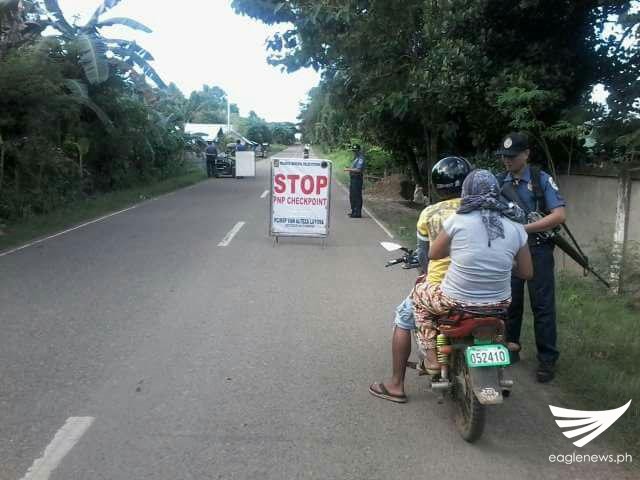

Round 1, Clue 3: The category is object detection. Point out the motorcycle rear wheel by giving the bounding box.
[453,350,486,442]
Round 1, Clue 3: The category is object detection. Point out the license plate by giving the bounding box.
[466,345,510,367]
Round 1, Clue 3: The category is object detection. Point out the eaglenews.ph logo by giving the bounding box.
[549,400,632,447]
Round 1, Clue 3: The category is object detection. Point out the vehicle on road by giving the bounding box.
[212,152,235,178]
[382,241,516,442]
[256,143,269,158]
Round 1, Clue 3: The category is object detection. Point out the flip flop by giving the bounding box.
[368,382,407,403]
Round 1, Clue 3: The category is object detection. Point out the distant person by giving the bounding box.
[205,140,218,178]
[235,140,246,152]
[344,144,365,218]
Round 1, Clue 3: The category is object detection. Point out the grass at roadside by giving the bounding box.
[268,144,288,157]
[522,275,640,454]
[0,169,206,252]
[321,148,352,185]
[365,198,640,457]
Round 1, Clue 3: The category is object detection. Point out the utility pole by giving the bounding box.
[227,97,231,134]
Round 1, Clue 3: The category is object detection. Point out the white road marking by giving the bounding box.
[363,205,395,239]
[0,206,138,258]
[218,222,246,246]
[337,183,394,239]
[0,182,205,258]
[20,417,94,480]
[260,190,269,198]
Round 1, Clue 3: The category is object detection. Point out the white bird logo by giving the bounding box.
[549,400,632,447]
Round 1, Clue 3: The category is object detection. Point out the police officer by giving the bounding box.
[496,132,566,383]
[205,140,218,178]
[344,144,365,218]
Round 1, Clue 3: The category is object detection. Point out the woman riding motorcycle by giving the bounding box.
[412,169,533,373]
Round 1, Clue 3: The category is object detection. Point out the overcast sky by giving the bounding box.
[56,0,321,123]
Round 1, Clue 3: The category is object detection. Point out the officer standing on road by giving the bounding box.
[344,144,365,218]
[205,140,218,178]
[496,132,566,383]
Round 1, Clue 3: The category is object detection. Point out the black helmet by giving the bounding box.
[431,156,472,199]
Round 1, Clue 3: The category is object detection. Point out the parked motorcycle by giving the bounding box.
[381,241,515,442]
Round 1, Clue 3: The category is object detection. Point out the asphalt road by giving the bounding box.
[0,145,634,479]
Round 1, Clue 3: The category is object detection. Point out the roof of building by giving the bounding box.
[184,123,257,145]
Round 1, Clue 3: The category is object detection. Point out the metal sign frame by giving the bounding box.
[268,157,333,240]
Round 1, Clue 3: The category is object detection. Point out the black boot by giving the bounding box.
[536,361,555,383]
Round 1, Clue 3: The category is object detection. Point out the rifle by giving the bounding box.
[501,182,610,288]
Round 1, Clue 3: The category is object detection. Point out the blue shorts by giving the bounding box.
[394,296,416,330]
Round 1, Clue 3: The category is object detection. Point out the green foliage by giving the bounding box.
[237,0,639,194]
[43,0,165,88]
[186,85,228,123]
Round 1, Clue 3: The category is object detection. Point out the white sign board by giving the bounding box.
[235,151,255,177]
[270,158,332,238]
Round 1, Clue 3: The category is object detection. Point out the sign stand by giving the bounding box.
[269,157,332,243]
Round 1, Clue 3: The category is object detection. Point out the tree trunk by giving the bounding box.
[423,126,439,203]
[406,149,422,187]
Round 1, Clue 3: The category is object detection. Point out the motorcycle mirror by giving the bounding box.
[380,241,403,252]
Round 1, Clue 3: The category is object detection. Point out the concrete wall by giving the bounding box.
[556,172,639,275]
[627,178,640,248]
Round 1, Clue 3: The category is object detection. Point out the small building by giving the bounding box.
[184,123,256,147]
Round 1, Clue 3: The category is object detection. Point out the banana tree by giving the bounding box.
[42,0,165,88]
[64,79,114,131]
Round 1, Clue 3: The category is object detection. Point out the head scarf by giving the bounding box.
[457,169,525,246]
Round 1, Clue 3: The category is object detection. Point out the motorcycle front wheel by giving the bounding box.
[453,350,486,442]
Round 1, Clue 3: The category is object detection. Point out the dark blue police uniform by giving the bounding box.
[349,153,365,217]
[499,165,565,365]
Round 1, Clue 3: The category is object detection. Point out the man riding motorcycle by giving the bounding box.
[369,156,471,403]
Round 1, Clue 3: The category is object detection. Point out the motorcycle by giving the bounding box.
[381,241,516,442]
[212,153,235,178]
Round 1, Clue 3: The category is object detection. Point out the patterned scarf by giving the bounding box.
[457,169,525,246]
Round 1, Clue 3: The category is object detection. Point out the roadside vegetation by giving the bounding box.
[235,1,639,194]
[0,0,298,250]
[0,169,205,252]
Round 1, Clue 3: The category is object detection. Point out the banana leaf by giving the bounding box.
[104,38,155,61]
[113,47,166,89]
[64,79,113,130]
[43,0,74,35]
[64,79,88,98]
[69,95,114,131]
[86,0,124,26]
[95,17,152,33]
[75,34,109,84]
